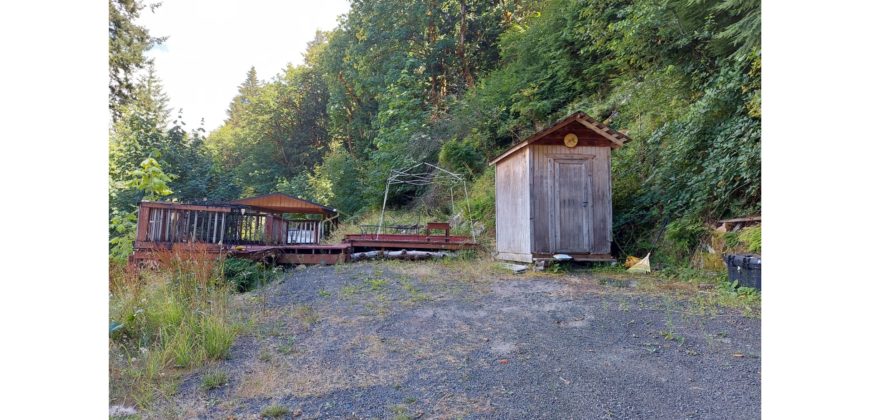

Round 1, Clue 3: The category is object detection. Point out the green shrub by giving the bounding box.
[738,226,761,254]
[461,166,495,233]
[660,218,708,266]
[439,135,486,176]
[222,258,267,292]
[722,231,740,249]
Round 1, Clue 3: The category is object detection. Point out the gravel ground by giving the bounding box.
[160,261,760,419]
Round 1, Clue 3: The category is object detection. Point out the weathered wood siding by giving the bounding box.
[495,148,531,256]
[530,144,612,254]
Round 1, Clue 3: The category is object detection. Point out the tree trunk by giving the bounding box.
[458,0,474,88]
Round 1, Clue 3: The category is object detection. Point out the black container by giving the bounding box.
[723,254,762,291]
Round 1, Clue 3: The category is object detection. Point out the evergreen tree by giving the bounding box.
[226,66,260,127]
[109,0,165,121]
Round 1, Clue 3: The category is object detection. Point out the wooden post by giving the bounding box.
[155,209,163,241]
[192,212,198,242]
[164,209,171,242]
[136,205,150,242]
[212,212,219,243]
[264,214,271,243]
[219,213,226,244]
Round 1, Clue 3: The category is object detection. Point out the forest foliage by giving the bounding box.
[109,0,760,261]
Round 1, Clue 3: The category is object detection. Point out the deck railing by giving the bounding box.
[144,206,230,244]
[287,220,321,244]
[136,202,324,247]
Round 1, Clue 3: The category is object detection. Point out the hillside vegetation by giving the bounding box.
[109,0,760,263]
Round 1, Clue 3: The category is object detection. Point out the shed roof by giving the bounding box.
[230,193,337,215]
[489,111,631,165]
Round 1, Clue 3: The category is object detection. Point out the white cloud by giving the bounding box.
[139,0,350,132]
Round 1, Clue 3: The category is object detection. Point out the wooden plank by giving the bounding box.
[277,253,345,265]
[345,239,475,251]
[531,252,614,262]
[575,115,625,147]
[718,216,762,223]
[547,155,555,253]
[494,149,530,255]
[527,147,535,252]
[554,160,563,250]
[135,205,150,242]
[139,201,233,213]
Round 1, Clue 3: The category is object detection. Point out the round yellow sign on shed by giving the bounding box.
[563,133,578,148]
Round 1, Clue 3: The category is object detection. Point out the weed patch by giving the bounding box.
[390,404,413,420]
[109,247,238,409]
[292,304,319,328]
[277,336,298,355]
[201,370,229,390]
[366,277,389,291]
[261,404,290,418]
[340,284,363,298]
[400,278,430,303]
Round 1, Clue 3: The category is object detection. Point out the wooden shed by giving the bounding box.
[489,111,631,263]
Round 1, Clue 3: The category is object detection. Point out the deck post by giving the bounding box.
[212,212,219,243]
[192,212,198,242]
[136,205,150,242]
[219,213,226,244]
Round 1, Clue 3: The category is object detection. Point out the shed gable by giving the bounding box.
[489,111,630,166]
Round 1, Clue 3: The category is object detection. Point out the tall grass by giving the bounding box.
[110,243,238,408]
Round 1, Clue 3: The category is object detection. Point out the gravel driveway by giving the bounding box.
[161,260,760,419]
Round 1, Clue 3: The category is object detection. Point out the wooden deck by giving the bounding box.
[230,243,350,265]
[343,233,477,251]
[131,201,478,266]
[131,242,352,265]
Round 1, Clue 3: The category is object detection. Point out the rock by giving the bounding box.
[109,405,137,417]
[500,263,528,274]
[533,259,550,272]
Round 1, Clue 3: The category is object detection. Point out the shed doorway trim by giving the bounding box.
[548,155,594,253]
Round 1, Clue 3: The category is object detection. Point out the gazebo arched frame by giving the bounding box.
[377,162,476,242]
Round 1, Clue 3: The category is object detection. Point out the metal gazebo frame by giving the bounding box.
[377,162,476,242]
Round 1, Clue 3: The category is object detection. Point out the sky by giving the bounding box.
[139,0,350,133]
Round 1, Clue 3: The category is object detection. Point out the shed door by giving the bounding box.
[550,158,592,253]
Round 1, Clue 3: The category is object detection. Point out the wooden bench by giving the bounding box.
[425,222,450,236]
